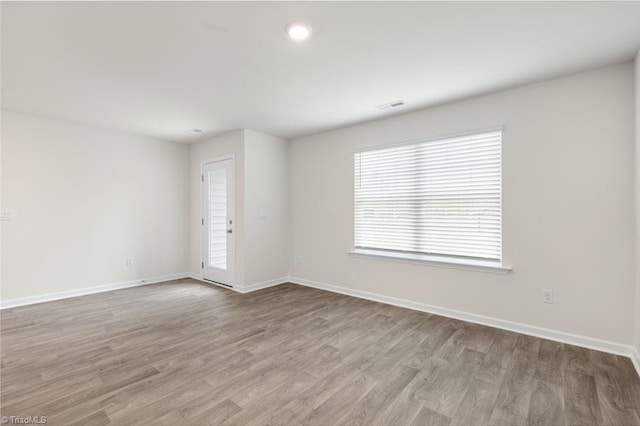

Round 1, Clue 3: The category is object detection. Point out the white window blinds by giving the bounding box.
[209,167,228,270]
[354,129,502,262]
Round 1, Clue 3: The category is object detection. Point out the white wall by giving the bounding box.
[243,130,289,285]
[291,62,635,345]
[189,129,289,288]
[2,61,636,356]
[1,110,190,300]
[1,116,289,299]
[634,51,640,357]
[189,130,245,285]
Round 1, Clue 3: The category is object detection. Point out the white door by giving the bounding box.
[202,157,235,286]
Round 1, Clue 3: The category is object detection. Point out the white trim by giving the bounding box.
[201,155,236,287]
[187,273,288,294]
[4,272,637,377]
[188,272,234,291]
[350,249,511,274]
[353,126,504,153]
[289,276,634,358]
[234,276,289,294]
[202,153,235,167]
[632,347,640,378]
[0,272,190,309]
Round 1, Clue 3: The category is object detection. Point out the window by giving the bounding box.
[354,129,502,265]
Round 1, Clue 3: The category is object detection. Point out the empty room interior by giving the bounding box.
[3,1,640,425]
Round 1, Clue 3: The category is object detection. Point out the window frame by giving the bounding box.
[351,127,511,273]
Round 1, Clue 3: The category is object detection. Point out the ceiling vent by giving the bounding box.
[375,100,405,111]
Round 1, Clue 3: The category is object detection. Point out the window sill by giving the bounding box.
[349,248,512,274]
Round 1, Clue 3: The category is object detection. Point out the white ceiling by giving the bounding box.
[2,2,640,143]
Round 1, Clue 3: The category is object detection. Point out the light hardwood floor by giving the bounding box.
[1,279,639,425]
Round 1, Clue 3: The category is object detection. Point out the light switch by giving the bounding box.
[258,208,269,219]
[0,211,13,221]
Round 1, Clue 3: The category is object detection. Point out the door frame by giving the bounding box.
[201,154,235,288]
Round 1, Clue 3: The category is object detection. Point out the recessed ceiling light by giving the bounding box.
[286,22,312,41]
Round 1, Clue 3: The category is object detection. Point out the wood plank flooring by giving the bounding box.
[1,279,639,425]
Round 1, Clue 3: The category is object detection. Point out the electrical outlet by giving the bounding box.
[296,256,302,265]
[542,289,554,304]
[125,258,133,267]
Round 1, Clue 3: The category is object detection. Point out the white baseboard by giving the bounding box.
[0,272,189,309]
[4,271,638,378]
[632,347,640,378]
[187,273,288,294]
[188,272,204,280]
[234,276,289,294]
[289,276,636,360]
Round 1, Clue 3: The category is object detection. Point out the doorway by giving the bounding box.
[202,157,235,287]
